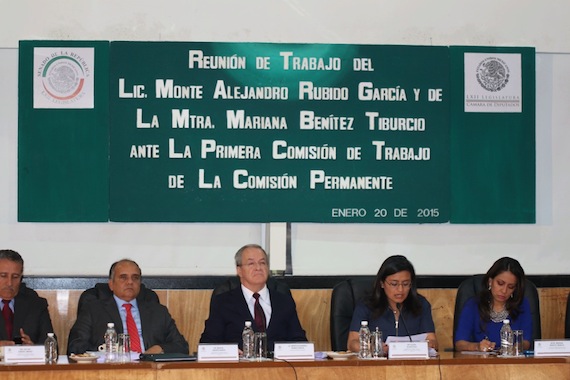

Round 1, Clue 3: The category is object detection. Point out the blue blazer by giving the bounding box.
[200,286,307,350]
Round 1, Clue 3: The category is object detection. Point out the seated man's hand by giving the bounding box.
[19,328,34,345]
[144,345,164,354]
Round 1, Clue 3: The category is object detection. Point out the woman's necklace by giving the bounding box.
[389,306,399,319]
[490,305,509,323]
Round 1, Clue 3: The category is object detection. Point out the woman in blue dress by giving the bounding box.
[454,257,532,352]
[347,255,438,353]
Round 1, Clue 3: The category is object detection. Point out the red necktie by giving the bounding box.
[2,300,13,340]
[253,293,266,332]
[123,303,142,352]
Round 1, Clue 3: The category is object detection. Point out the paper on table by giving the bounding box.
[460,350,498,356]
[385,334,438,357]
[385,333,428,343]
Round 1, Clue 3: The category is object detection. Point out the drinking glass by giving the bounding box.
[513,330,524,356]
[117,333,131,363]
[254,332,267,360]
[371,330,384,358]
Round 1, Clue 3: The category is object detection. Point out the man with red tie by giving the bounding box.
[0,249,54,346]
[67,259,188,355]
[200,244,307,351]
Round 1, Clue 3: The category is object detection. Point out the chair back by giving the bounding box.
[453,275,541,345]
[77,282,160,316]
[211,276,292,298]
[329,278,373,351]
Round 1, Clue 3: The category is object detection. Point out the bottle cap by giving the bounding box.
[503,319,510,324]
[361,320,368,326]
[107,322,115,328]
[245,321,252,327]
[47,332,54,337]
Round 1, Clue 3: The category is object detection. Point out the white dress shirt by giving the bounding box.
[241,284,272,328]
[113,295,146,352]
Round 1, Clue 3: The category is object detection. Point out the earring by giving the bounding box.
[488,284,491,290]
[511,294,513,298]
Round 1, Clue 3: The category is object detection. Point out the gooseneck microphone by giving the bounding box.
[396,303,413,342]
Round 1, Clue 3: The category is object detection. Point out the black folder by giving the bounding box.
[139,353,197,362]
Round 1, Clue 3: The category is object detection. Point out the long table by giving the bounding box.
[1,352,569,380]
[0,361,155,380]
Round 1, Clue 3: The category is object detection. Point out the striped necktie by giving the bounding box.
[123,303,142,352]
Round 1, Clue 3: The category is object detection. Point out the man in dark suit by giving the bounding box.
[67,259,188,355]
[200,244,307,350]
[0,249,54,346]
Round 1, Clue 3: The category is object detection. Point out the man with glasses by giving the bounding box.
[67,259,189,355]
[0,249,55,346]
[200,244,306,351]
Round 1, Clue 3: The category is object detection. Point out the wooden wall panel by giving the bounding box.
[291,289,331,351]
[35,287,570,355]
[36,289,82,354]
[420,289,457,350]
[539,287,570,339]
[163,289,212,353]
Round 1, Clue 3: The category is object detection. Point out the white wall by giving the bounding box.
[2,1,569,52]
[1,1,569,276]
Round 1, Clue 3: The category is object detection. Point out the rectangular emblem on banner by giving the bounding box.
[33,47,95,109]
[464,52,522,113]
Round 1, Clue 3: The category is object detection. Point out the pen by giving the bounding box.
[481,336,492,352]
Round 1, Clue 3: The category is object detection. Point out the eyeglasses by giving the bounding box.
[384,281,412,289]
[239,261,268,269]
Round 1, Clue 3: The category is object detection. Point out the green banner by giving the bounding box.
[450,46,535,223]
[18,41,109,222]
[18,41,535,223]
[109,42,450,222]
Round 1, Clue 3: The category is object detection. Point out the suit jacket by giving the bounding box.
[67,296,189,355]
[200,286,307,350]
[0,284,54,344]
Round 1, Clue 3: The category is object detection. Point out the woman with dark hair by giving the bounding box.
[454,257,532,352]
[347,255,438,352]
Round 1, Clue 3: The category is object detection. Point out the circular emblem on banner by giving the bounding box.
[476,57,510,92]
[41,56,85,101]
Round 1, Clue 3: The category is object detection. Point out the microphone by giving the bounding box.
[396,303,413,342]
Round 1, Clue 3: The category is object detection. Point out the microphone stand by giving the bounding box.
[396,303,413,342]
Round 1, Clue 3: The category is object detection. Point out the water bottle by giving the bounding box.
[104,322,118,362]
[44,332,58,364]
[242,321,254,359]
[358,320,371,359]
[500,319,513,356]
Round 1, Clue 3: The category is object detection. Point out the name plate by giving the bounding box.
[534,340,570,357]
[388,341,429,359]
[4,345,46,364]
[197,343,239,362]
[274,342,315,360]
